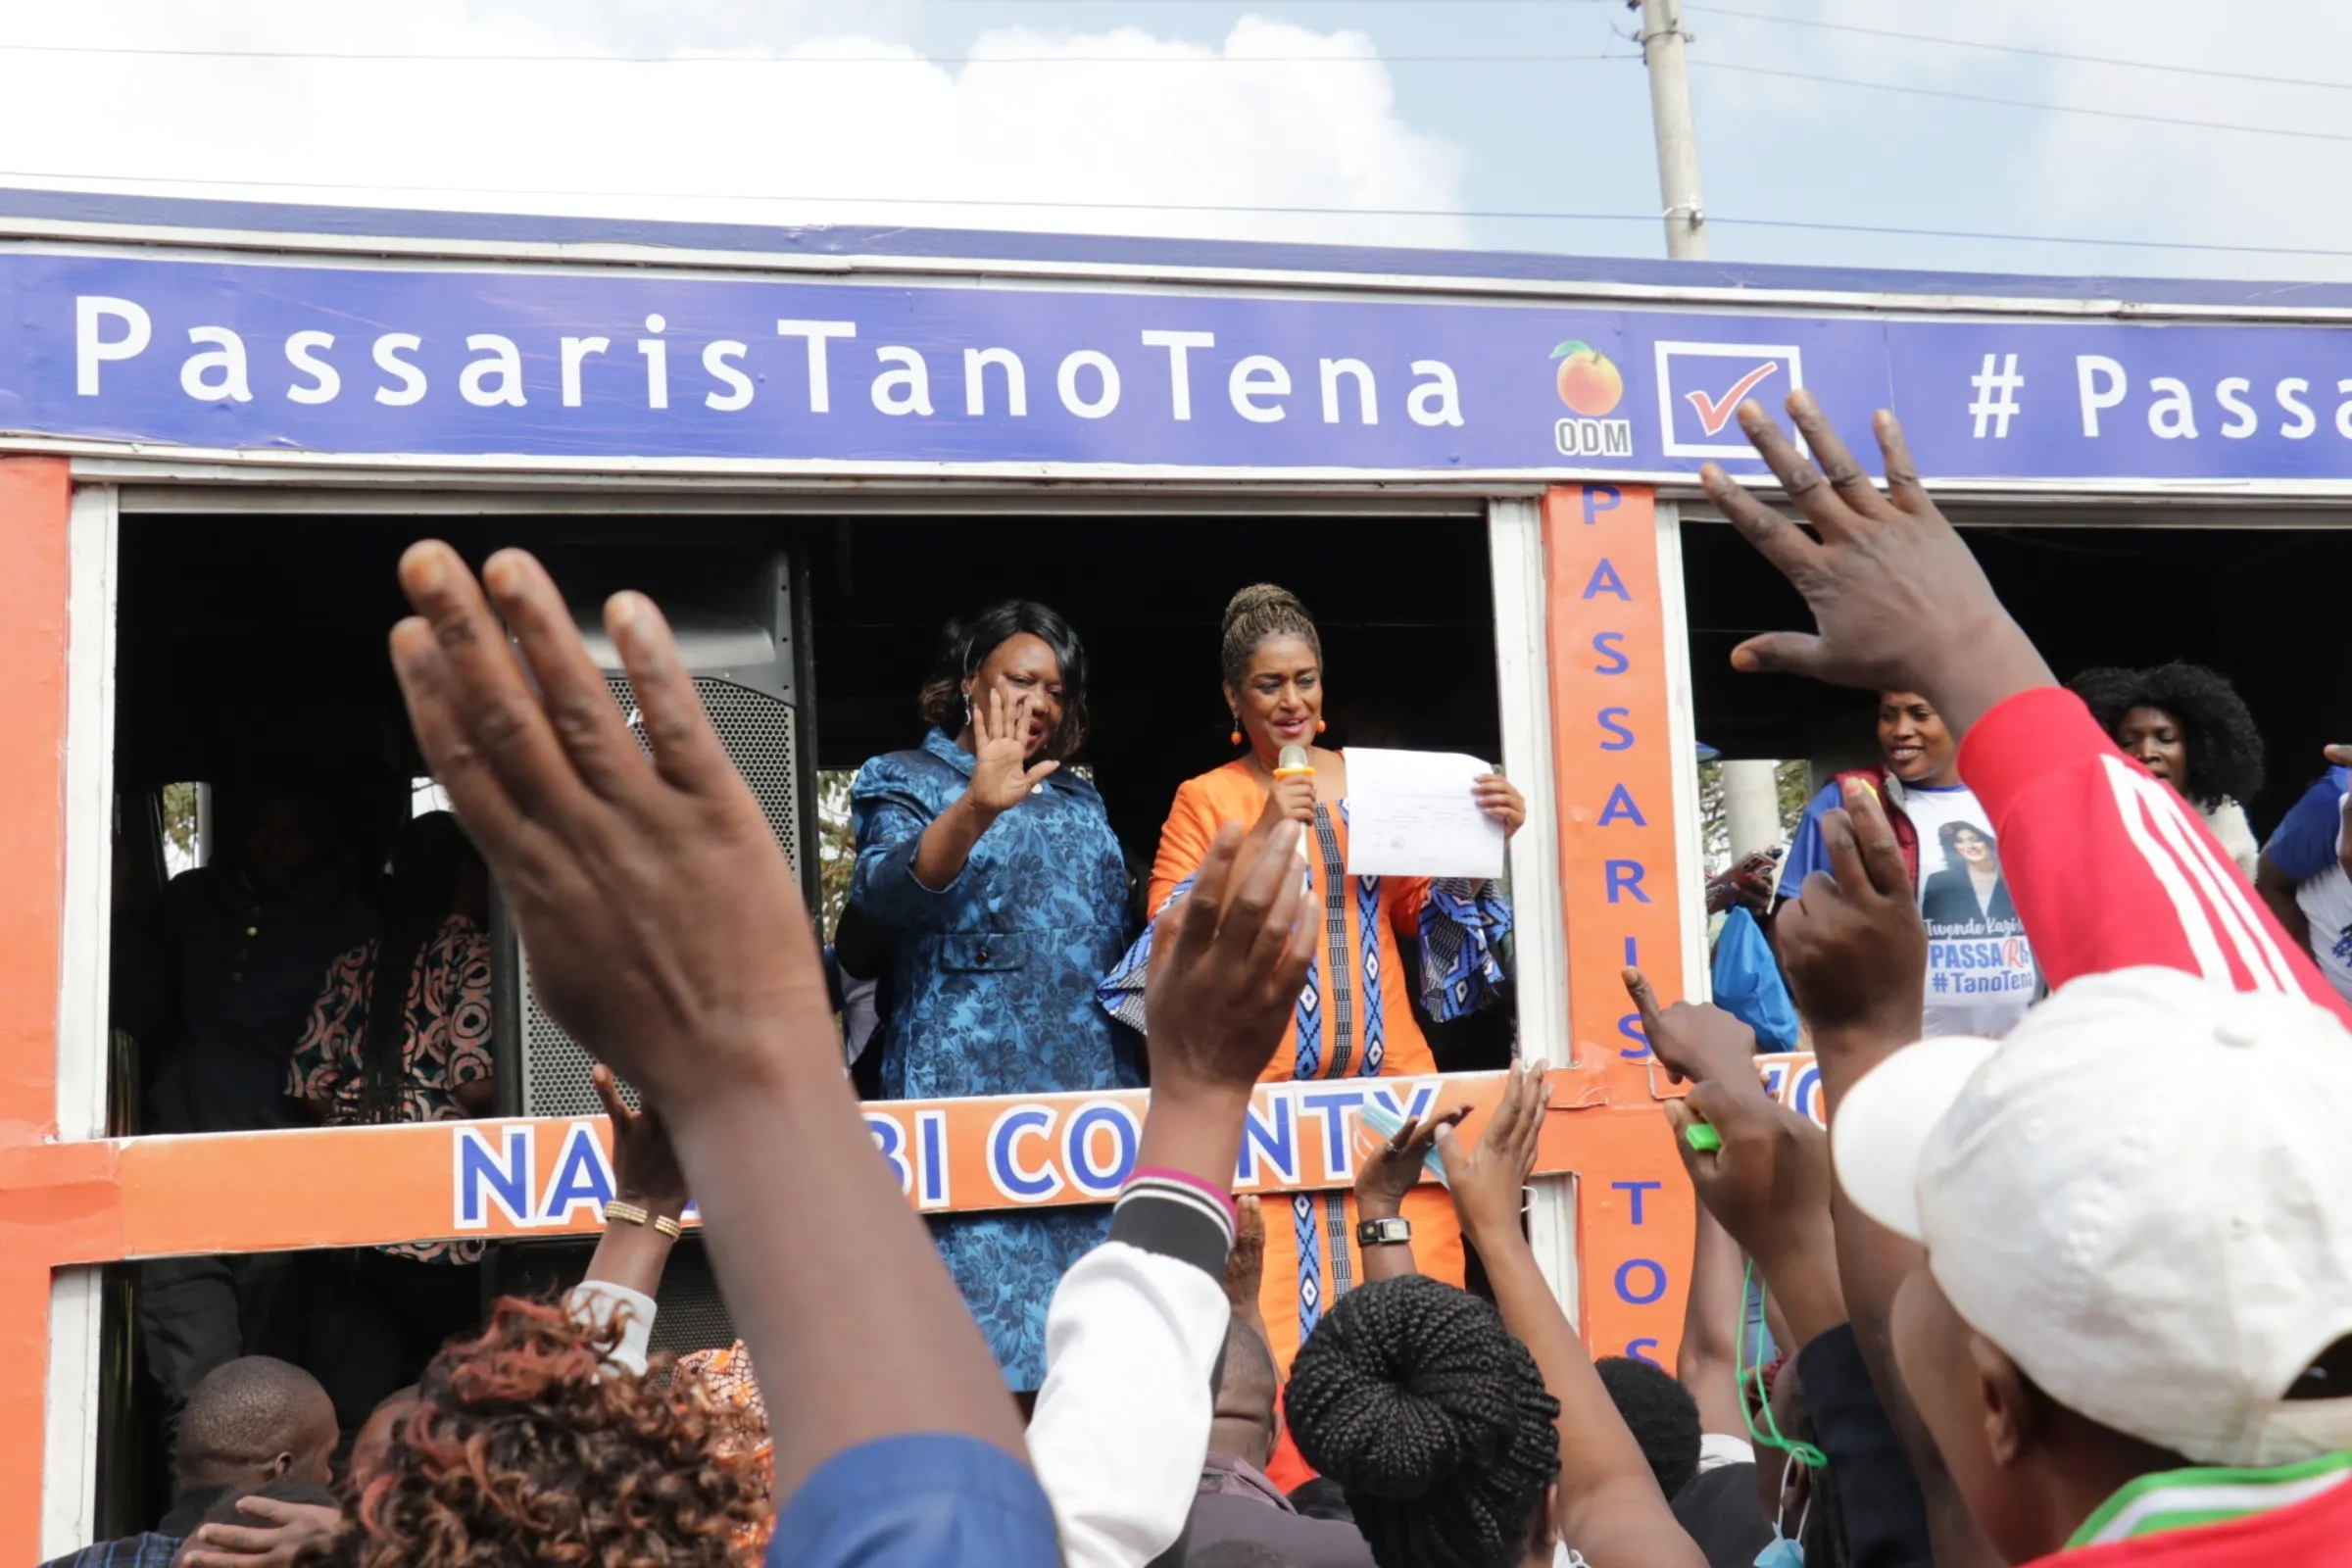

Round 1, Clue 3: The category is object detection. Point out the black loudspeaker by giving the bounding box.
[490,543,812,1120]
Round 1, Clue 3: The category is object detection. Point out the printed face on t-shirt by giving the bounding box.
[1907,788,2035,1038]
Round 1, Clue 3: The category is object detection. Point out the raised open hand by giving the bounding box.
[594,1063,687,1219]
[1702,392,2053,737]
[1438,1060,1549,1249]
[1147,821,1315,1099]
[1132,819,1316,1191]
[965,686,1058,816]
[1622,967,1755,1086]
[1353,1102,1472,1217]
[389,543,831,1116]
[1775,776,1927,1049]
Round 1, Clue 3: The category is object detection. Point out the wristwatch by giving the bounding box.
[1355,1216,1412,1249]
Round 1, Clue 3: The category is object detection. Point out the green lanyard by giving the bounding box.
[1739,1257,1828,1470]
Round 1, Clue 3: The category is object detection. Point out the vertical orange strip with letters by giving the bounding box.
[1544,482,1695,1369]
[0,458,76,1556]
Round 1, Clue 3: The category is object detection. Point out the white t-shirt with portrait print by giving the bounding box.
[1785,778,2036,1039]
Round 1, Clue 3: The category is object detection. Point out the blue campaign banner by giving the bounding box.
[17,249,2352,480]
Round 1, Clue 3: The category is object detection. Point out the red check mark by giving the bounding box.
[1683,361,1781,437]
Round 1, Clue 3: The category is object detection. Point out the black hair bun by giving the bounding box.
[1287,1277,1559,1568]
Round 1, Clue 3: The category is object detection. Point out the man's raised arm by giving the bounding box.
[1703,393,2348,1020]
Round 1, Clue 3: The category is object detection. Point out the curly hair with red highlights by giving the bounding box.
[322,1296,767,1566]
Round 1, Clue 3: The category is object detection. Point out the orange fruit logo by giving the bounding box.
[1551,340,1623,416]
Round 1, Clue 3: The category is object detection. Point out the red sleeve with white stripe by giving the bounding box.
[1958,687,2352,1024]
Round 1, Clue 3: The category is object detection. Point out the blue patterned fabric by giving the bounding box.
[1420,876,1513,1021]
[40,1536,181,1568]
[1096,827,1513,1037]
[849,727,1140,1389]
[1355,873,1387,1075]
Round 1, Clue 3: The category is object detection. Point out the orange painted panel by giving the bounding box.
[0,457,73,1563]
[1544,482,1697,1368]
[1567,1109,1697,1372]
[0,457,73,1140]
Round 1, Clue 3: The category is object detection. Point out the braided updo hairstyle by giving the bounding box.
[1286,1275,1560,1568]
[1220,583,1323,688]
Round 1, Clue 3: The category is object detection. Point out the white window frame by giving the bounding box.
[45,480,118,1557]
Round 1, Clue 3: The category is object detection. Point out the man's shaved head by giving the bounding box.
[174,1356,337,1489]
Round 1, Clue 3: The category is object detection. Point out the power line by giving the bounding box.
[0,171,2342,259]
[1705,215,2347,261]
[1686,4,2352,93]
[0,40,1622,65]
[1690,59,2352,147]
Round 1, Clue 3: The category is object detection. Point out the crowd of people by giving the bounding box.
[59,389,2352,1567]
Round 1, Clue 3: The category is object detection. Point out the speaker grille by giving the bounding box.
[518,676,801,1119]
[643,1239,737,1358]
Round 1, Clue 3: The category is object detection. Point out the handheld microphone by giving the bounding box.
[1273,744,1314,859]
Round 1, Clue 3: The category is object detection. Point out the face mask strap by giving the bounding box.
[1738,1256,1830,1471]
[1773,1449,1814,1544]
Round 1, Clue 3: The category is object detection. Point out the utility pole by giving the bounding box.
[1635,3,1783,861]
[1636,0,1708,261]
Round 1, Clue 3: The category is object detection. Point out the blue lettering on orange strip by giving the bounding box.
[916,1109,951,1208]
[1597,783,1646,826]
[1062,1102,1140,1198]
[540,1120,614,1224]
[1615,1258,1669,1305]
[1301,1087,1371,1179]
[1238,1092,1298,1186]
[866,1112,911,1197]
[454,1124,535,1230]
[1612,1179,1662,1225]
[1618,1012,1651,1058]
[989,1105,1063,1201]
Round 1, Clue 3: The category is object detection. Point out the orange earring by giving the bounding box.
[1230,722,1244,746]
[1316,718,1328,734]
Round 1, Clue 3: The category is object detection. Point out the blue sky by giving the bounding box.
[7,0,2345,284]
[867,0,2347,280]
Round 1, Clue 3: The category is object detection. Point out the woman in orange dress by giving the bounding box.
[1102,583,1523,1376]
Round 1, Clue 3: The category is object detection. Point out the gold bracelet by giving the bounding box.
[653,1214,684,1240]
[604,1200,650,1228]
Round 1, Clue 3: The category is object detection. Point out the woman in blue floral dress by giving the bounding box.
[848,600,1139,1393]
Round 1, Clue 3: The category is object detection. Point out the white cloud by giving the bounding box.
[0,1,1468,248]
[1697,0,2352,279]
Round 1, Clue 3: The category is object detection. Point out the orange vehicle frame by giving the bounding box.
[0,469,1697,1553]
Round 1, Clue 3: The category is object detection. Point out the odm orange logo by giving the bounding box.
[1551,340,1624,416]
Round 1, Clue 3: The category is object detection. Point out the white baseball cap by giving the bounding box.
[1834,966,2352,1468]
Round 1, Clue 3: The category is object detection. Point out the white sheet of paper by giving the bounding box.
[1344,747,1505,879]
